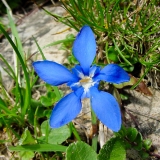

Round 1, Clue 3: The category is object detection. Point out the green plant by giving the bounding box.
[0,0,160,159]
[43,0,160,88]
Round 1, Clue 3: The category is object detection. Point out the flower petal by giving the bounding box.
[90,87,121,132]
[89,65,101,78]
[49,92,82,128]
[95,64,130,84]
[72,26,96,75]
[33,60,78,86]
[72,65,84,79]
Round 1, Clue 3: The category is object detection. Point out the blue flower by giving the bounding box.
[33,26,130,132]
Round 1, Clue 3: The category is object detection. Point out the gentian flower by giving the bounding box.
[33,26,130,132]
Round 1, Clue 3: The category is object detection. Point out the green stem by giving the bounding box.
[91,108,97,124]
[69,122,81,141]
[34,106,39,139]
[53,86,62,101]
[105,42,110,64]
[92,136,98,152]
[130,66,151,90]
[91,108,98,152]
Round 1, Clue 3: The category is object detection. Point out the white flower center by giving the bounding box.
[79,76,94,92]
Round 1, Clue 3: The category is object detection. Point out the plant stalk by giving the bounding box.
[91,108,98,152]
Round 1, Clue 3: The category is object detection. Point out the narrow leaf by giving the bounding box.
[7,9,24,60]
[8,144,67,152]
[33,36,46,60]
[0,25,31,118]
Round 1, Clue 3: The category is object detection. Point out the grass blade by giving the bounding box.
[0,54,16,79]
[33,36,46,60]
[8,144,67,152]
[7,9,24,60]
[0,25,31,119]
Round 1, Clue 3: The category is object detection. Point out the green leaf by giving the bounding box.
[69,122,81,141]
[40,91,59,107]
[119,63,134,72]
[19,151,34,160]
[47,91,56,99]
[7,9,24,60]
[66,141,97,160]
[53,86,62,101]
[27,107,36,125]
[33,36,46,60]
[126,127,138,142]
[113,75,137,89]
[107,46,119,62]
[0,97,17,116]
[0,54,16,80]
[68,55,79,65]
[43,110,52,118]
[48,125,71,144]
[98,137,126,160]
[19,128,36,145]
[40,96,53,107]
[143,139,152,150]
[114,125,127,138]
[41,120,71,144]
[42,37,75,49]
[133,133,143,151]
[8,144,67,152]
[139,151,149,159]
[113,39,132,66]
[120,94,129,100]
[0,25,31,119]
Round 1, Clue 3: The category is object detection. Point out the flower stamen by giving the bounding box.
[79,77,91,83]
[79,76,94,93]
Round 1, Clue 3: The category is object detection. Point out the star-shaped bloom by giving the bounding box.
[33,26,130,132]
